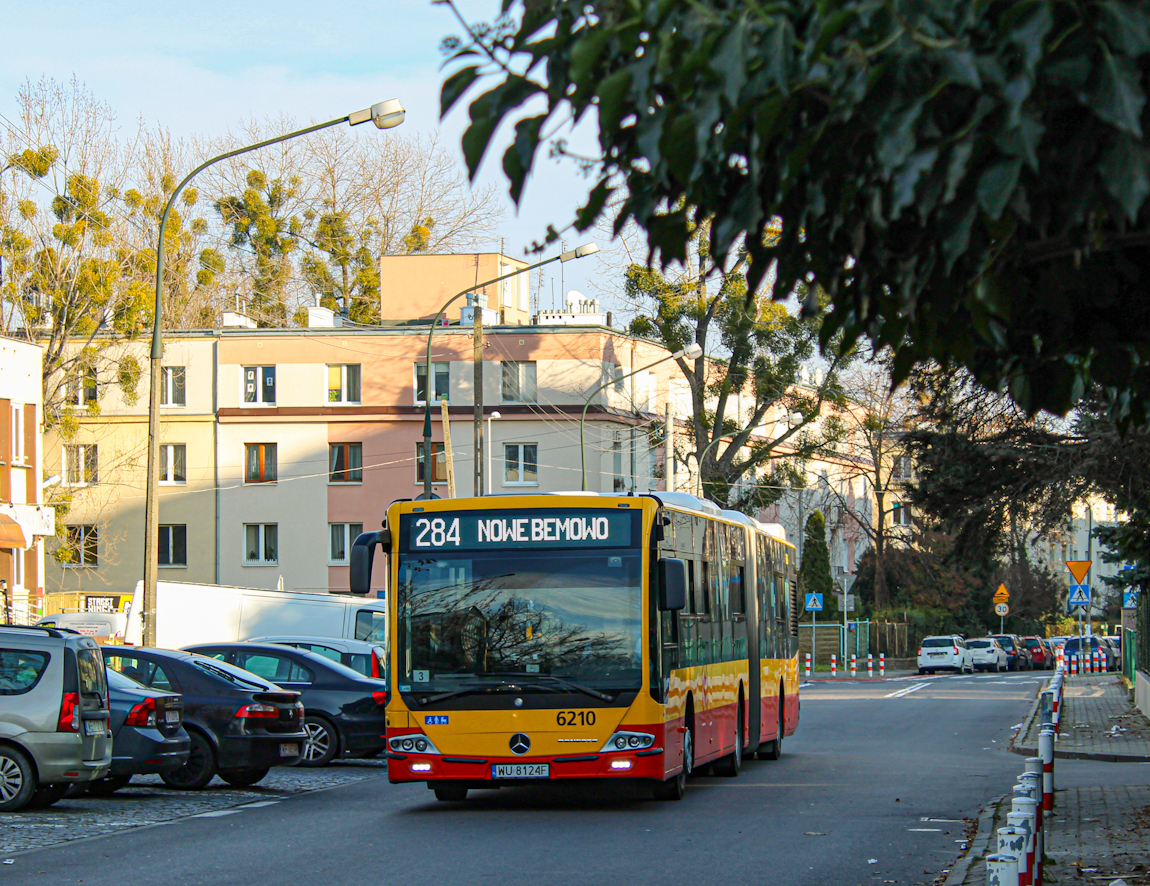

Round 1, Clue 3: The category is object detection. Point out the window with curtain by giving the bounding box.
[329,522,364,564]
[245,443,277,482]
[501,361,537,403]
[329,443,363,482]
[159,444,186,484]
[161,366,186,406]
[244,524,278,564]
[503,443,539,485]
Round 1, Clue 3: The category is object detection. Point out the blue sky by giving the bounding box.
[0,0,618,310]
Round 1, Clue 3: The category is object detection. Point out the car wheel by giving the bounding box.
[0,747,36,812]
[433,783,468,801]
[917,668,926,675]
[87,775,132,797]
[299,716,339,767]
[26,784,69,809]
[161,730,218,790]
[218,767,270,788]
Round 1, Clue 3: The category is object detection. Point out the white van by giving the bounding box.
[122,580,386,650]
[34,611,127,643]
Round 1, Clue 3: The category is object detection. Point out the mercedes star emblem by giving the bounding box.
[509,733,531,755]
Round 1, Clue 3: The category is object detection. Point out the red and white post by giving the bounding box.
[805,652,811,679]
[1039,728,1055,812]
[868,653,874,677]
[880,653,885,677]
[831,654,837,678]
[851,654,857,677]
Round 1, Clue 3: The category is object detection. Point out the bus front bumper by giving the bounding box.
[386,749,669,783]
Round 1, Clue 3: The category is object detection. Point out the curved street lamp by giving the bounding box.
[579,343,703,491]
[140,100,406,646]
[691,410,803,498]
[420,243,599,499]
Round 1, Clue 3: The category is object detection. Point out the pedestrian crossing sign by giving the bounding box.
[805,593,824,612]
[1124,590,1139,609]
[1068,584,1091,606]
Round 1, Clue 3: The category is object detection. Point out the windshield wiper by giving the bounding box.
[415,683,529,705]
[483,672,615,702]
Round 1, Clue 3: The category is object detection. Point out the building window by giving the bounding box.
[612,439,625,492]
[11,405,24,462]
[63,525,98,567]
[414,362,450,405]
[892,455,911,481]
[245,443,277,483]
[66,369,98,407]
[63,444,98,486]
[160,366,186,406]
[329,443,363,483]
[328,364,361,404]
[329,522,364,565]
[244,524,278,565]
[159,444,187,485]
[158,524,187,567]
[415,442,448,484]
[243,366,276,405]
[891,502,912,526]
[504,443,538,486]
[501,361,537,403]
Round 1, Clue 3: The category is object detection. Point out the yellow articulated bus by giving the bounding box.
[349,491,799,802]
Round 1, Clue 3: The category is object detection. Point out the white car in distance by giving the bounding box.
[917,635,974,675]
[967,637,1009,672]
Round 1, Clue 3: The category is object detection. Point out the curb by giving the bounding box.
[1009,681,1150,763]
[943,794,1005,886]
[1008,686,1043,755]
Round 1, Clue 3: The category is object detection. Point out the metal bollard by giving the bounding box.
[851,654,857,677]
[1039,690,1054,727]
[1019,775,1044,886]
[986,853,1021,886]
[831,654,837,677]
[868,653,873,677]
[805,652,811,678]
[1039,728,1055,811]
[880,652,885,676]
[1010,799,1038,886]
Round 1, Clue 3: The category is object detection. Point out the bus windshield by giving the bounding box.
[396,546,643,697]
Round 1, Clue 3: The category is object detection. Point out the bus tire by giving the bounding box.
[433,783,468,802]
[714,691,743,777]
[758,689,785,761]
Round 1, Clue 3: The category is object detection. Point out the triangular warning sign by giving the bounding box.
[1066,560,1092,584]
[993,583,1009,603]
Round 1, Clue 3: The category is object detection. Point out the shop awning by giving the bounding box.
[0,515,30,549]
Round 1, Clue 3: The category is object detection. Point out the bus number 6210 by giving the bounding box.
[556,711,596,726]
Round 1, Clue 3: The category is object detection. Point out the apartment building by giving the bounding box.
[0,337,54,621]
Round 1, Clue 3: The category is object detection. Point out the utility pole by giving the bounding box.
[664,401,675,493]
[473,296,484,497]
[440,396,456,498]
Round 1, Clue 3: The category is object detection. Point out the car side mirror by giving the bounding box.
[349,529,389,595]
[658,558,687,611]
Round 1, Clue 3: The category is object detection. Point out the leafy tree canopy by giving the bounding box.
[442,0,1150,426]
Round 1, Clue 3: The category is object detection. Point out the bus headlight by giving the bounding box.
[389,734,442,755]
[602,731,655,753]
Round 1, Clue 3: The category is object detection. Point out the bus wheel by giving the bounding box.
[758,691,784,761]
[714,696,743,777]
[433,783,468,802]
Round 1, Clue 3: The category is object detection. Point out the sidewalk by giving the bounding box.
[948,674,1150,886]
[1015,674,1150,763]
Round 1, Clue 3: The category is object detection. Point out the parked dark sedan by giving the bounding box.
[82,668,191,795]
[991,634,1033,671]
[103,648,305,789]
[184,643,388,767]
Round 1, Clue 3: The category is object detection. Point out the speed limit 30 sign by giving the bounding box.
[994,602,1009,617]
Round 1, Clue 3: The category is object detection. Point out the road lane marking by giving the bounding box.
[908,828,942,832]
[884,682,928,698]
[239,801,280,808]
[193,810,242,818]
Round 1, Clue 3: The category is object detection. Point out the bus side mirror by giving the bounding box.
[350,529,389,595]
[658,558,687,611]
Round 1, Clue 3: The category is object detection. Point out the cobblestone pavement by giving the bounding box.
[1043,785,1150,885]
[0,760,387,856]
[1017,674,1150,762]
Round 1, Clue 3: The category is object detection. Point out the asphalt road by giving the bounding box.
[5,673,1075,886]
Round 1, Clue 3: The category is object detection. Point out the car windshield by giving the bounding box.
[106,668,149,690]
[190,656,276,690]
[968,640,993,648]
[396,540,643,696]
[922,638,955,648]
[993,636,1016,649]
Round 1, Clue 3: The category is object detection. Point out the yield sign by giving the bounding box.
[1066,560,1092,584]
[992,583,1009,604]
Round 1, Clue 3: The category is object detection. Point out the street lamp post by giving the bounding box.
[579,343,703,491]
[421,243,599,500]
[140,100,406,647]
[486,411,501,494]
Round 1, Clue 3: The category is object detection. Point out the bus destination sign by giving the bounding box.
[399,509,634,552]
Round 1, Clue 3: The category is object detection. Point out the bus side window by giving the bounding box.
[733,565,746,616]
[688,560,698,614]
[700,562,711,617]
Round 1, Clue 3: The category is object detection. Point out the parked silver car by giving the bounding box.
[0,625,112,811]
